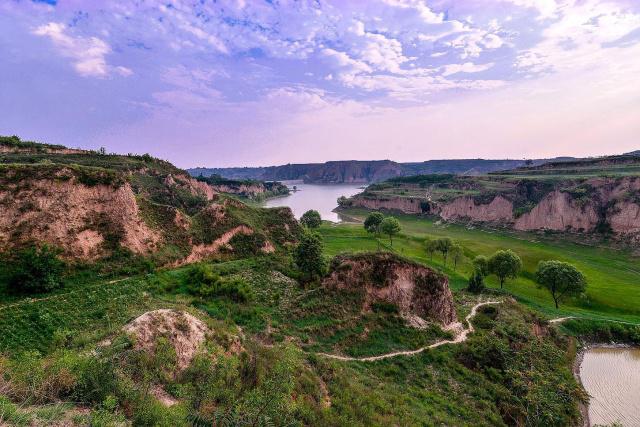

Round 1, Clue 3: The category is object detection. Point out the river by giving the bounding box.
[579,347,640,426]
[263,181,364,222]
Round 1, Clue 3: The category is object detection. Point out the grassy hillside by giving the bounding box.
[322,209,640,323]
[0,256,584,426]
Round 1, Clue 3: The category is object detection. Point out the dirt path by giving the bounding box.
[316,300,501,362]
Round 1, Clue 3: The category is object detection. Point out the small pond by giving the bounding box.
[579,346,640,426]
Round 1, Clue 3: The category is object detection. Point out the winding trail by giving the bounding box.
[316,300,501,362]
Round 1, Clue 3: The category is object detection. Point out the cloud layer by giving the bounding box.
[1,0,639,167]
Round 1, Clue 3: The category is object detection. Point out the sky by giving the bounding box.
[1,0,639,168]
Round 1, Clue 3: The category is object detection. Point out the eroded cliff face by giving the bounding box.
[0,175,160,259]
[350,196,425,214]
[323,253,457,326]
[438,196,513,222]
[513,191,600,232]
[351,176,640,239]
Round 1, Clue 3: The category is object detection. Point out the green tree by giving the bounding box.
[467,270,485,293]
[535,260,586,309]
[380,217,401,247]
[435,237,453,266]
[364,212,385,250]
[450,244,463,271]
[294,231,326,283]
[473,255,490,277]
[425,239,438,261]
[337,196,350,207]
[488,250,522,289]
[7,244,65,294]
[300,210,322,229]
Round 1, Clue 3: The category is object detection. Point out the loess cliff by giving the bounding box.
[348,157,640,240]
[0,137,300,264]
[323,252,457,326]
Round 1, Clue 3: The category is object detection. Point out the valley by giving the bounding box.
[1,136,639,426]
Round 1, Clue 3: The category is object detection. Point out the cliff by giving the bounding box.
[348,161,640,241]
[192,175,289,200]
[323,252,457,326]
[0,138,301,264]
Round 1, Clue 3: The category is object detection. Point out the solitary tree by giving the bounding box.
[435,237,453,266]
[300,209,322,229]
[472,255,490,278]
[425,239,438,261]
[294,231,326,283]
[488,250,522,289]
[8,244,65,294]
[380,217,401,247]
[364,212,385,250]
[536,260,586,309]
[450,244,463,271]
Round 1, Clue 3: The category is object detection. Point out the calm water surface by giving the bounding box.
[263,181,363,222]
[580,347,640,426]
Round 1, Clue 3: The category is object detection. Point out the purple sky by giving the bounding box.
[1,0,639,168]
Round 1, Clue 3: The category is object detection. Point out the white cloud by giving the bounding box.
[32,22,130,78]
[442,62,495,76]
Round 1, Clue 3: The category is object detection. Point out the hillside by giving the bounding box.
[0,136,300,265]
[188,157,572,184]
[346,154,640,242]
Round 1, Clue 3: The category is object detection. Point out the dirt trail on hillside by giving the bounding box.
[316,300,501,362]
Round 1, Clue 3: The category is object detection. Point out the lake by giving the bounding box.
[579,347,640,426]
[263,181,364,222]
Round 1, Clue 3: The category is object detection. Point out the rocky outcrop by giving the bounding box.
[124,309,208,371]
[438,196,513,222]
[323,253,457,326]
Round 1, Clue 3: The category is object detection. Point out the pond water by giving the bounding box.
[263,181,364,222]
[579,347,640,426]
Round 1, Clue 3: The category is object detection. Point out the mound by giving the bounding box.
[124,309,208,371]
[323,252,457,325]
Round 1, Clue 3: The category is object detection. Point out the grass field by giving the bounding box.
[321,209,640,324]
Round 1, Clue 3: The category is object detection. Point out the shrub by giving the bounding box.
[228,232,267,257]
[467,270,485,293]
[185,264,253,302]
[7,245,65,294]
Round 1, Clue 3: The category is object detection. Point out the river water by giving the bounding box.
[580,347,640,426]
[263,181,364,222]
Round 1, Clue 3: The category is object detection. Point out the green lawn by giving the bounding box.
[320,209,640,324]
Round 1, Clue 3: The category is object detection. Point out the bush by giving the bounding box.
[467,270,485,293]
[185,264,253,302]
[228,232,267,257]
[300,210,322,229]
[7,245,65,294]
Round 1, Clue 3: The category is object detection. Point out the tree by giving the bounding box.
[450,244,463,271]
[425,239,438,261]
[337,196,350,207]
[473,255,490,277]
[435,237,453,266]
[380,217,401,247]
[300,210,322,229]
[536,260,586,309]
[7,244,65,294]
[293,230,326,283]
[467,270,485,293]
[364,212,385,250]
[488,250,522,289]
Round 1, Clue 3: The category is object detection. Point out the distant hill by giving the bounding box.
[188,157,576,184]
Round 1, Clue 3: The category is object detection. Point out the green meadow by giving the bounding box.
[322,209,640,324]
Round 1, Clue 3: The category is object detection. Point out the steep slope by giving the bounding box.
[0,137,300,264]
[323,252,457,326]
